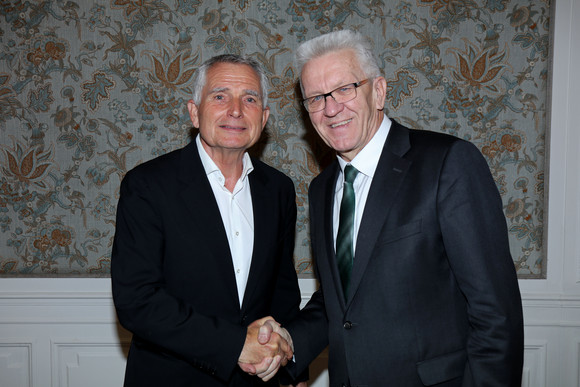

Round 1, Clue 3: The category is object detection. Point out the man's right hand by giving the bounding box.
[252,318,295,381]
[257,319,293,350]
[238,317,293,381]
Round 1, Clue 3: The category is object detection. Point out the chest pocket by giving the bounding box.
[377,219,422,245]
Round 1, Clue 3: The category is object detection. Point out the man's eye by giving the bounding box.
[245,96,257,103]
[311,95,323,102]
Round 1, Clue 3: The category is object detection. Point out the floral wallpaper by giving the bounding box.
[0,0,549,278]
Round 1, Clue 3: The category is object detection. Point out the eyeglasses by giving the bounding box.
[302,79,370,112]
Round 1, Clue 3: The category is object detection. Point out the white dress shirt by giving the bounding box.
[196,135,254,307]
[334,115,391,254]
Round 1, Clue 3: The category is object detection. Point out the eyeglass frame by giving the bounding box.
[302,78,370,112]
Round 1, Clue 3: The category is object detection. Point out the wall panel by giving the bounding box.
[52,340,129,387]
[0,341,32,387]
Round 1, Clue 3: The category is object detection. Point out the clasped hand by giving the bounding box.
[238,316,293,382]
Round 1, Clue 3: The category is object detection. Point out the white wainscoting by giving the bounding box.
[1,279,580,387]
[0,278,329,387]
[0,278,130,387]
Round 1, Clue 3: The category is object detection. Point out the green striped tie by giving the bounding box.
[336,165,358,301]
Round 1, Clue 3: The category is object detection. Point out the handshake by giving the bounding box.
[237,316,298,383]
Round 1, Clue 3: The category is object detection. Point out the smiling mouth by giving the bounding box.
[330,119,352,128]
[220,125,245,130]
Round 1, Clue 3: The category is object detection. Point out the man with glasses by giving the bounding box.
[252,29,524,386]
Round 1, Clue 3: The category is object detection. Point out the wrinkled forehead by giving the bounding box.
[301,50,364,95]
[205,62,262,94]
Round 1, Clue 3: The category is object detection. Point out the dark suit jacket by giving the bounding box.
[111,141,302,387]
[287,121,524,387]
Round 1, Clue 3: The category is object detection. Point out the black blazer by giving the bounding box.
[111,141,302,387]
[287,121,524,386]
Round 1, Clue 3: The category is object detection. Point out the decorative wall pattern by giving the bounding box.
[0,0,549,277]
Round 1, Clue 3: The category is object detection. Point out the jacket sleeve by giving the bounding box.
[269,177,301,324]
[437,140,524,386]
[283,179,330,379]
[285,287,329,378]
[267,176,310,384]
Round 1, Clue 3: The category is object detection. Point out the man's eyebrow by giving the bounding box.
[245,89,260,98]
[208,87,228,94]
[208,88,260,98]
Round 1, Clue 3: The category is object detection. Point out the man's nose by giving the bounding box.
[229,98,243,117]
[323,94,344,116]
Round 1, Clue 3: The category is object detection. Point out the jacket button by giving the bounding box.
[343,321,352,329]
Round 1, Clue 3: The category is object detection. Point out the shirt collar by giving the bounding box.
[337,115,391,181]
[195,134,254,181]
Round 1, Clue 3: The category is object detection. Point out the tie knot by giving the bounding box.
[344,165,358,184]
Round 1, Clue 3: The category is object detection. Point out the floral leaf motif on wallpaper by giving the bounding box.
[110,0,172,20]
[1,140,54,191]
[87,256,111,274]
[386,69,419,110]
[264,119,296,153]
[448,39,511,94]
[0,260,18,274]
[405,21,451,57]
[269,65,298,112]
[231,0,252,13]
[294,144,322,179]
[176,0,203,15]
[248,20,285,51]
[205,33,246,56]
[81,71,116,112]
[0,74,23,125]
[28,84,54,113]
[285,0,335,33]
[100,21,145,60]
[253,48,291,77]
[146,45,199,92]
[418,0,480,17]
[200,7,226,33]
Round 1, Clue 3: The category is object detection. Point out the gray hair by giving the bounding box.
[191,54,269,108]
[295,30,382,89]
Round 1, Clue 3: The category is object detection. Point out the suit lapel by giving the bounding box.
[177,142,240,307]
[313,163,349,307]
[241,162,271,309]
[347,123,412,305]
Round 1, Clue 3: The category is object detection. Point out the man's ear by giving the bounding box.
[187,99,200,128]
[261,106,270,131]
[373,76,387,110]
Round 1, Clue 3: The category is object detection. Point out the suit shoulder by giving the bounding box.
[408,128,460,146]
[122,145,184,185]
[310,161,337,192]
[403,130,494,185]
[407,128,481,156]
